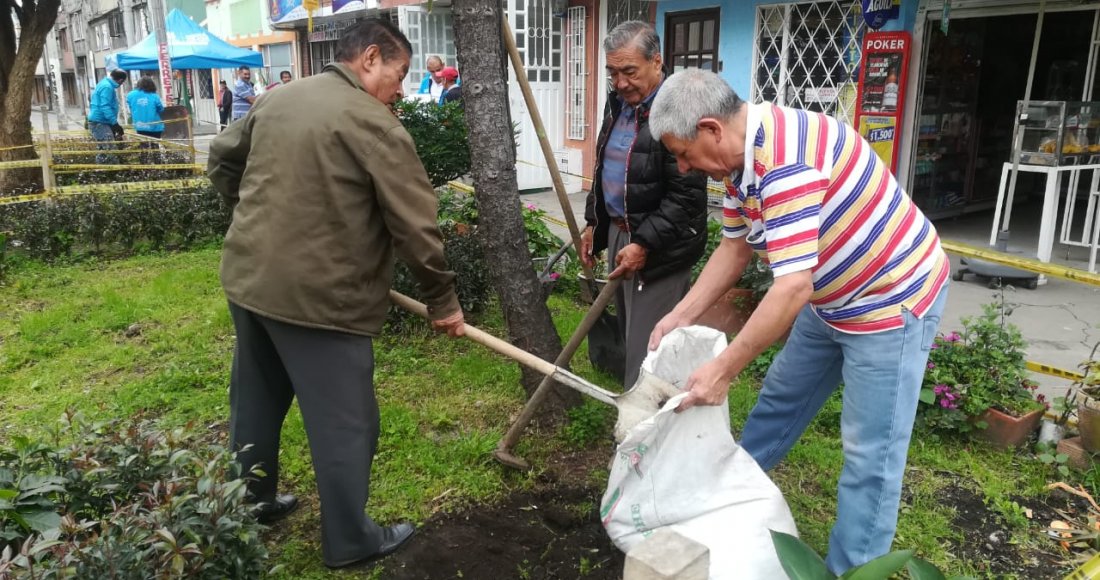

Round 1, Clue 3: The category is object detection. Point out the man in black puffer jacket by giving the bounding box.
[581,20,709,388]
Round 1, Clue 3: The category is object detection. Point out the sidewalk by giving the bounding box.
[520,187,1100,402]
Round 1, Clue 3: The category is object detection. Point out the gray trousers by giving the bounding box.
[228,302,384,567]
[607,225,692,388]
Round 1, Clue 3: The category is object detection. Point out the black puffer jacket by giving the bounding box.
[584,88,709,282]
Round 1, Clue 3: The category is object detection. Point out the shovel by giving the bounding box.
[388,290,681,469]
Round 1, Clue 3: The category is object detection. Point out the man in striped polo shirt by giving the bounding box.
[646,69,949,573]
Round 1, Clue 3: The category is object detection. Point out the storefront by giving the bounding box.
[906,0,1100,219]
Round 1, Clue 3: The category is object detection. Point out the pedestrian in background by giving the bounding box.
[126,77,165,139]
[438,66,462,107]
[232,65,256,122]
[218,80,232,131]
[88,69,128,164]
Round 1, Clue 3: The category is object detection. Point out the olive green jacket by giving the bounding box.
[207,62,459,336]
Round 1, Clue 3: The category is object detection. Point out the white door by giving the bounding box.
[507,0,563,191]
[192,69,219,129]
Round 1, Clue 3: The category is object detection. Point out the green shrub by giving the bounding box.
[0,412,273,579]
[394,99,471,188]
[692,218,773,300]
[391,222,494,324]
[0,184,231,261]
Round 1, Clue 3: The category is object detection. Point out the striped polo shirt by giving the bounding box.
[723,102,949,334]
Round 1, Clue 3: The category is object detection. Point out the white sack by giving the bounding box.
[601,326,798,580]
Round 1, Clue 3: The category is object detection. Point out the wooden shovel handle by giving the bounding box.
[388,291,559,376]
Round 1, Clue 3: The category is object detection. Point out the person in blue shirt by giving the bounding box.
[126,77,165,138]
[232,65,256,122]
[417,55,445,100]
[87,69,128,163]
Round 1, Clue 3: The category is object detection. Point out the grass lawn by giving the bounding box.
[0,248,1084,578]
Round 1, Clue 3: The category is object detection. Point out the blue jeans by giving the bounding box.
[88,122,116,164]
[740,284,948,574]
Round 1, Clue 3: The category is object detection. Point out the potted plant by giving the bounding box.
[1073,343,1100,452]
[917,302,1046,448]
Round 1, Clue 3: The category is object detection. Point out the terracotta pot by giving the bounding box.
[695,288,757,335]
[1077,401,1100,453]
[971,407,1044,449]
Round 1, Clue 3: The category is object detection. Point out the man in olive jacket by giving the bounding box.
[207,19,464,569]
[581,21,709,388]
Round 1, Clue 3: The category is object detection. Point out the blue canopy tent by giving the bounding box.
[111,9,263,70]
[108,9,262,133]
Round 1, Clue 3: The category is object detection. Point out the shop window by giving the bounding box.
[664,8,719,74]
[261,43,294,86]
[566,6,587,140]
[309,41,337,74]
[752,1,866,125]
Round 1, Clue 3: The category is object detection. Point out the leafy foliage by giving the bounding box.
[393,99,471,188]
[916,302,1043,437]
[562,400,615,448]
[0,184,230,261]
[0,412,272,578]
[769,530,972,580]
[692,218,773,300]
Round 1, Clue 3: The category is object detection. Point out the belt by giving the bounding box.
[610,216,629,232]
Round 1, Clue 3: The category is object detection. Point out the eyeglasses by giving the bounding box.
[606,67,642,82]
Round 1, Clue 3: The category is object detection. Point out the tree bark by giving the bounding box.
[452,0,580,414]
[1,0,62,193]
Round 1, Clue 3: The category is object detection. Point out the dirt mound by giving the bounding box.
[381,485,624,579]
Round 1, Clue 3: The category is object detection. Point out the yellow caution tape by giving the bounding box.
[0,159,43,169]
[53,178,209,196]
[0,192,51,206]
[49,149,176,156]
[1026,361,1086,381]
[0,144,37,152]
[942,240,1100,287]
[446,180,475,194]
[53,164,204,172]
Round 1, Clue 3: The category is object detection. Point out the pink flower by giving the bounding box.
[944,331,961,343]
[525,204,537,211]
[549,272,560,280]
[927,362,936,370]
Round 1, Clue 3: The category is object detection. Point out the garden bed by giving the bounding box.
[1,249,1095,578]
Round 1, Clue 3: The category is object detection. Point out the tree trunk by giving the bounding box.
[452,0,581,414]
[1,0,62,193]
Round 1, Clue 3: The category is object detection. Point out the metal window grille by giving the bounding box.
[514,0,561,84]
[752,1,866,126]
[607,0,650,30]
[566,6,587,140]
[195,69,215,99]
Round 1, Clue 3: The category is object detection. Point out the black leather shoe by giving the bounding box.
[252,494,299,524]
[326,522,416,569]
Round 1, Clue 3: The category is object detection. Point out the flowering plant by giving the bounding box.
[917,303,1044,436]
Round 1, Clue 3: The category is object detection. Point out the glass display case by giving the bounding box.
[1015,100,1100,167]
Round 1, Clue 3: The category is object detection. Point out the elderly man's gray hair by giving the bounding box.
[649,68,745,140]
[604,20,661,60]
